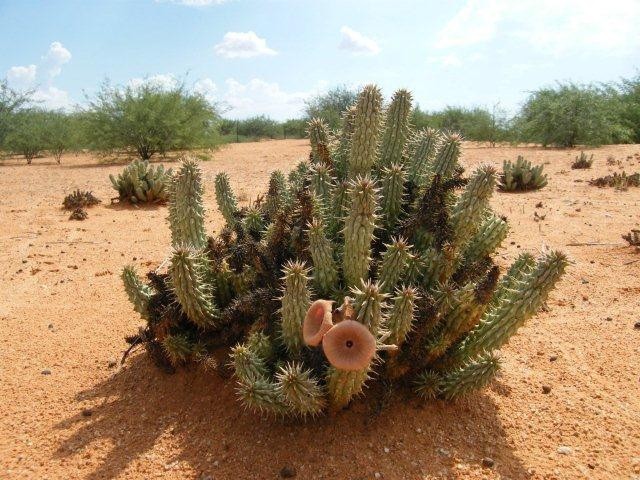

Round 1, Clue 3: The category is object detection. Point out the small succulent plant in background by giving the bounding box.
[120,85,567,418]
[589,171,640,190]
[62,189,101,210]
[622,229,640,247]
[499,155,548,191]
[571,151,593,169]
[69,207,88,221]
[109,159,173,204]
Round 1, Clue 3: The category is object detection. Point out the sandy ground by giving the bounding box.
[0,139,639,480]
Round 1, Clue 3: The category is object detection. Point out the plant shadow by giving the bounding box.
[104,200,167,212]
[53,354,530,480]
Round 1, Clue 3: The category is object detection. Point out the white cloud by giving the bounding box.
[338,26,380,56]
[42,41,72,77]
[128,74,179,90]
[6,65,37,88]
[5,42,72,109]
[221,78,315,120]
[214,31,277,59]
[194,78,218,102]
[435,0,640,56]
[428,54,462,68]
[32,86,71,110]
[157,0,229,5]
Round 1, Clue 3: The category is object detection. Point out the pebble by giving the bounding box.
[383,447,390,453]
[200,476,213,480]
[374,473,381,479]
[280,465,296,478]
[634,321,640,330]
[557,446,573,455]
[549,355,558,362]
[438,448,451,457]
[41,369,51,375]
[482,457,495,468]
[107,358,118,368]
[542,385,552,394]
[605,317,613,322]
[81,409,93,417]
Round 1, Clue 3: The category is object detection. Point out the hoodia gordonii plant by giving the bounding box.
[121,85,567,417]
[110,159,173,204]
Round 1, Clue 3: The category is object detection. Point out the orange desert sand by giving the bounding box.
[1,139,639,480]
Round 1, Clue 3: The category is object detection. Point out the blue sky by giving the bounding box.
[1,0,639,120]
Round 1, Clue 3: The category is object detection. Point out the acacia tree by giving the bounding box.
[516,82,631,147]
[85,81,219,160]
[0,79,33,150]
[619,74,640,143]
[304,85,357,129]
[44,111,73,163]
[3,109,49,164]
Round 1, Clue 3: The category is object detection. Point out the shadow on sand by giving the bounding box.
[54,354,529,480]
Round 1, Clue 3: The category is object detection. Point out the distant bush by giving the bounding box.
[44,111,73,163]
[0,79,32,149]
[516,82,632,147]
[619,74,640,143]
[3,109,49,163]
[304,85,357,129]
[499,155,548,192]
[282,118,307,139]
[412,105,510,145]
[84,81,219,160]
[217,116,306,142]
[236,115,280,139]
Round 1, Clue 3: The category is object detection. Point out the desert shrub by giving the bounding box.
[109,159,173,203]
[619,74,640,143]
[499,155,548,191]
[44,111,73,163]
[236,115,280,139]
[571,151,594,169]
[589,171,640,189]
[3,109,49,164]
[516,82,631,147]
[0,79,32,149]
[282,118,307,139]
[412,105,510,144]
[63,190,101,210]
[304,85,358,129]
[119,85,567,418]
[84,81,219,160]
[622,229,640,247]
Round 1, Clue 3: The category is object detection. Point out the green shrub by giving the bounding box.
[0,79,32,149]
[499,155,548,191]
[412,105,510,145]
[516,82,632,147]
[109,159,173,203]
[304,85,358,129]
[3,109,48,164]
[84,81,219,160]
[119,85,567,418]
